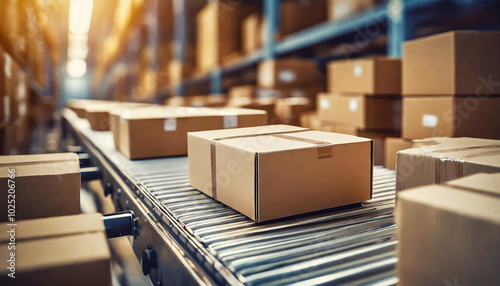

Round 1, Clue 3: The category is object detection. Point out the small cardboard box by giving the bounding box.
[357,130,400,166]
[189,95,227,107]
[258,59,324,89]
[402,96,500,140]
[403,30,500,95]
[229,85,259,99]
[226,97,278,124]
[329,57,401,94]
[242,13,263,54]
[384,137,413,170]
[280,0,328,37]
[0,214,110,286]
[116,107,267,159]
[85,102,153,131]
[396,173,500,286]
[188,125,373,221]
[328,0,380,22]
[0,153,80,221]
[275,97,313,126]
[395,137,500,192]
[66,99,111,118]
[317,93,402,130]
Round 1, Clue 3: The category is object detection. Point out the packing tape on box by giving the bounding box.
[209,129,332,199]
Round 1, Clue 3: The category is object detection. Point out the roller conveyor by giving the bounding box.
[62,109,398,286]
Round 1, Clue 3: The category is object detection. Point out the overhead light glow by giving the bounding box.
[67,59,87,78]
[69,0,94,34]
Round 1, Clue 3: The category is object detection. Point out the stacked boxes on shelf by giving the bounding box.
[317,57,402,165]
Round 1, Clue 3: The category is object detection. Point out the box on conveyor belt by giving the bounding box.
[384,137,413,170]
[328,57,401,94]
[402,95,500,140]
[258,59,324,89]
[85,102,154,131]
[317,93,402,131]
[274,97,313,126]
[0,213,110,286]
[396,173,500,286]
[403,30,500,95]
[226,97,279,124]
[188,125,373,222]
[395,137,500,192]
[0,153,80,222]
[113,106,267,159]
[328,0,381,22]
[66,99,112,118]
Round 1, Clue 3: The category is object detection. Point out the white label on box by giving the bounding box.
[223,115,238,129]
[164,118,177,131]
[4,96,9,121]
[278,70,296,83]
[422,114,438,127]
[4,55,12,78]
[120,117,125,124]
[334,2,350,19]
[320,98,330,109]
[354,65,363,77]
[349,98,358,112]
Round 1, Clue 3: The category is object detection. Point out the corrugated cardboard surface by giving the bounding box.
[395,137,500,191]
[402,96,500,140]
[189,125,373,221]
[403,30,500,95]
[384,137,412,170]
[396,173,500,285]
[258,59,323,88]
[330,57,401,94]
[0,232,111,286]
[0,153,80,221]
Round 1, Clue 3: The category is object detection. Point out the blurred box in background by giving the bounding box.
[258,59,324,89]
[384,137,413,170]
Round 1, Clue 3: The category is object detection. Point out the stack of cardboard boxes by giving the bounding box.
[317,57,402,165]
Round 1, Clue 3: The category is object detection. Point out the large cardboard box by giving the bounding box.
[329,57,401,94]
[396,173,500,286]
[242,13,263,54]
[328,0,380,22]
[0,153,80,221]
[317,93,402,130]
[384,137,412,170]
[258,59,324,89]
[274,97,313,126]
[116,107,267,159]
[402,96,500,140]
[403,31,500,95]
[0,214,110,286]
[280,0,328,37]
[396,137,500,191]
[188,125,373,221]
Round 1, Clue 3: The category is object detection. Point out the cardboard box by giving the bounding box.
[116,107,267,159]
[384,137,412,170]
[280,0,328,37]
[0,153,80,222]
[229,85,259,99]
[328,0,379,22]
[0,214,110,286]
[402,96,500,140]
[275,97,313,126]
[396,137,500,191]
[85,102,153,131]
[329,57,401,94]
[317,93,402,130]
[396,173,500,286]
[66,99,111,118]
[258,59,324,89]
[357,130,400,166]
[168,59,193,85]
[189,95,227,107]
[188,125,373,221]
[164,96,191,107]
[242,13,263,54]
[403,31,500,95]
[226,97,278,124]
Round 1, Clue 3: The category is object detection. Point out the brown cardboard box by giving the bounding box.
[403,31,500,95]
[226,97,278,124]
[168,59,193,85]
[280,0,328,37]
[116,107,267,159]
[258,59,324,89]
[189,95,227,107]
[357,130,400,166]
[242,13,263,54]
[317,93,402,130]
[85,102,153,131]
[229,85,259,99]
[396,137,500,191]
[66,99,111,118]
[164,96,191,107]
[0,214,110,286]
[384,137,412,170]
[396,173,500,286]
[275,97,313,126]
[402,96,500,140]
[188,125,373,221]
[329,57,401,94]
[0,153,80,221]
[328,0,380,22]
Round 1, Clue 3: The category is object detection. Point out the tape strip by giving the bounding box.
[271,134,333,159]
[210,141,217,199]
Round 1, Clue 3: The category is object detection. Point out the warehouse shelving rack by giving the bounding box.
[155,0,497,98]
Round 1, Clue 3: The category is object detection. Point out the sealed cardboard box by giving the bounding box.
[396,173,500,286]
[357,130,400,166]
[66,99,111,118]
[317,93,402,130]
[258,59,324,89]
[328,0,380,22]
[275,97,313,126]
[403,31,500,95]
[329,57,401,94]
[384,137,412,170]
[188,125,373,221]
[242,13,263,54]
[280,0,328,37]
[227,97,278,124]
[396,137,500,191]
[0,153,80,221]
[402,96,500,140]
[116,107,267,159]
[85,102,153,131]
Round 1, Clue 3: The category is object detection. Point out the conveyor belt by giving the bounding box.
[62,109,398,286]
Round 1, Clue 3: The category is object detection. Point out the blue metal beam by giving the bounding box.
[263,0,280,59]
[173,0,187,62]
[387,0,414,57]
